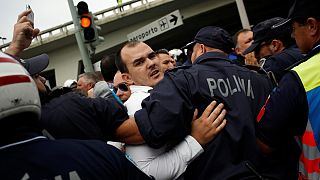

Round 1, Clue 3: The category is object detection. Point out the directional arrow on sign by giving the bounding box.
[127,10,183,42]
[170,14,178,25]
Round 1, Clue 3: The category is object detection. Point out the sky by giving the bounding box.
[1,0,128,44]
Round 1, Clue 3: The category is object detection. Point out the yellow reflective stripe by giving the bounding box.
[293,52,320,92]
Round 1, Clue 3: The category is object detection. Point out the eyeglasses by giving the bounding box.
[113,82,129,92]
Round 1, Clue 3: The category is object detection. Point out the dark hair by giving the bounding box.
[269,21,296,48]
[100,54,117,82]
[233,29,251,47]
[115,40,141,73]
[155,49,169,55]
[275,31,296,48]
[292,15,320,26]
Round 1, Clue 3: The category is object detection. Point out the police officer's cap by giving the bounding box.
[183,26,234,54]
[243,17,287,55]
[272,0,320,29]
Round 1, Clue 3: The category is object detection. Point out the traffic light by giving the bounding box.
[77,1,102,44]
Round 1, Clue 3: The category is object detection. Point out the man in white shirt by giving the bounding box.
[115,40,227,179]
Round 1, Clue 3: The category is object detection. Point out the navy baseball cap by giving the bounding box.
[182,26,234,54]
[19,54,49,76]
[272,0,320,28]
[243,17,287,55]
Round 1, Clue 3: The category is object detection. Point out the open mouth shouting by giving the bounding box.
[150,69,160,78]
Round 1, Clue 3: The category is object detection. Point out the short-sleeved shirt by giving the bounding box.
[40,92,128,141]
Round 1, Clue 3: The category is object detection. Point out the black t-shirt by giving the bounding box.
[40,92,128,141]
[0,135,151,180]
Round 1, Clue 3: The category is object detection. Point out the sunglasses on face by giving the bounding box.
[113,82,129,92]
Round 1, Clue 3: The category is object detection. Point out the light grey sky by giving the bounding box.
[1,0,127,44]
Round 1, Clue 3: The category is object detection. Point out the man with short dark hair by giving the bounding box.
[155,49,176,72]
[115,40,227,179]
[243,17,304,82]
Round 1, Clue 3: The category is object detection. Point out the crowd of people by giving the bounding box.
[0,0,319,179]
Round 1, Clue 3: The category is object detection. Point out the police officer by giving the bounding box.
[0,52,152,180]
[130,26,274,179]
[257,0,320,179]
[243,17,304,83]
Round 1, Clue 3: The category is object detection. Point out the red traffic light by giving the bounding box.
[80,16,91,28]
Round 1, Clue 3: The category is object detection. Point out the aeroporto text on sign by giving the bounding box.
[127,10,183,42]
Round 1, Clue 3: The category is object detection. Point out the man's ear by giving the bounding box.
[122,73,134,85]
[306,17,320,36]
[234,47,241,55]
[88,83,95,89]
[200,44,206,53]
[271,40,283,53]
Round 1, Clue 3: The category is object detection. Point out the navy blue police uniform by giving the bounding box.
[40,91,128,141]
[257,72,308,180]
[257,46,320,179]
[0,132,152,180]
[262,45,304,82]
[135,51,273,179]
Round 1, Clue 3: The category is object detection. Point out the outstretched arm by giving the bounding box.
[116,101,227,145]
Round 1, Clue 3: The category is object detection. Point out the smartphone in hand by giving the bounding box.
[26,4,34,24]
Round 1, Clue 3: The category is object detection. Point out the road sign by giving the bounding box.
[127,10,183,42]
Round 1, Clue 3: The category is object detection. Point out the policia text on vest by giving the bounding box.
[207,75,254,99]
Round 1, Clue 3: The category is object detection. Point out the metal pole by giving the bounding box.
[67,0,94,72]
[235,0,251,29]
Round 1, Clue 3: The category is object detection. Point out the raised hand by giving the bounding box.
[5,10,40,57]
